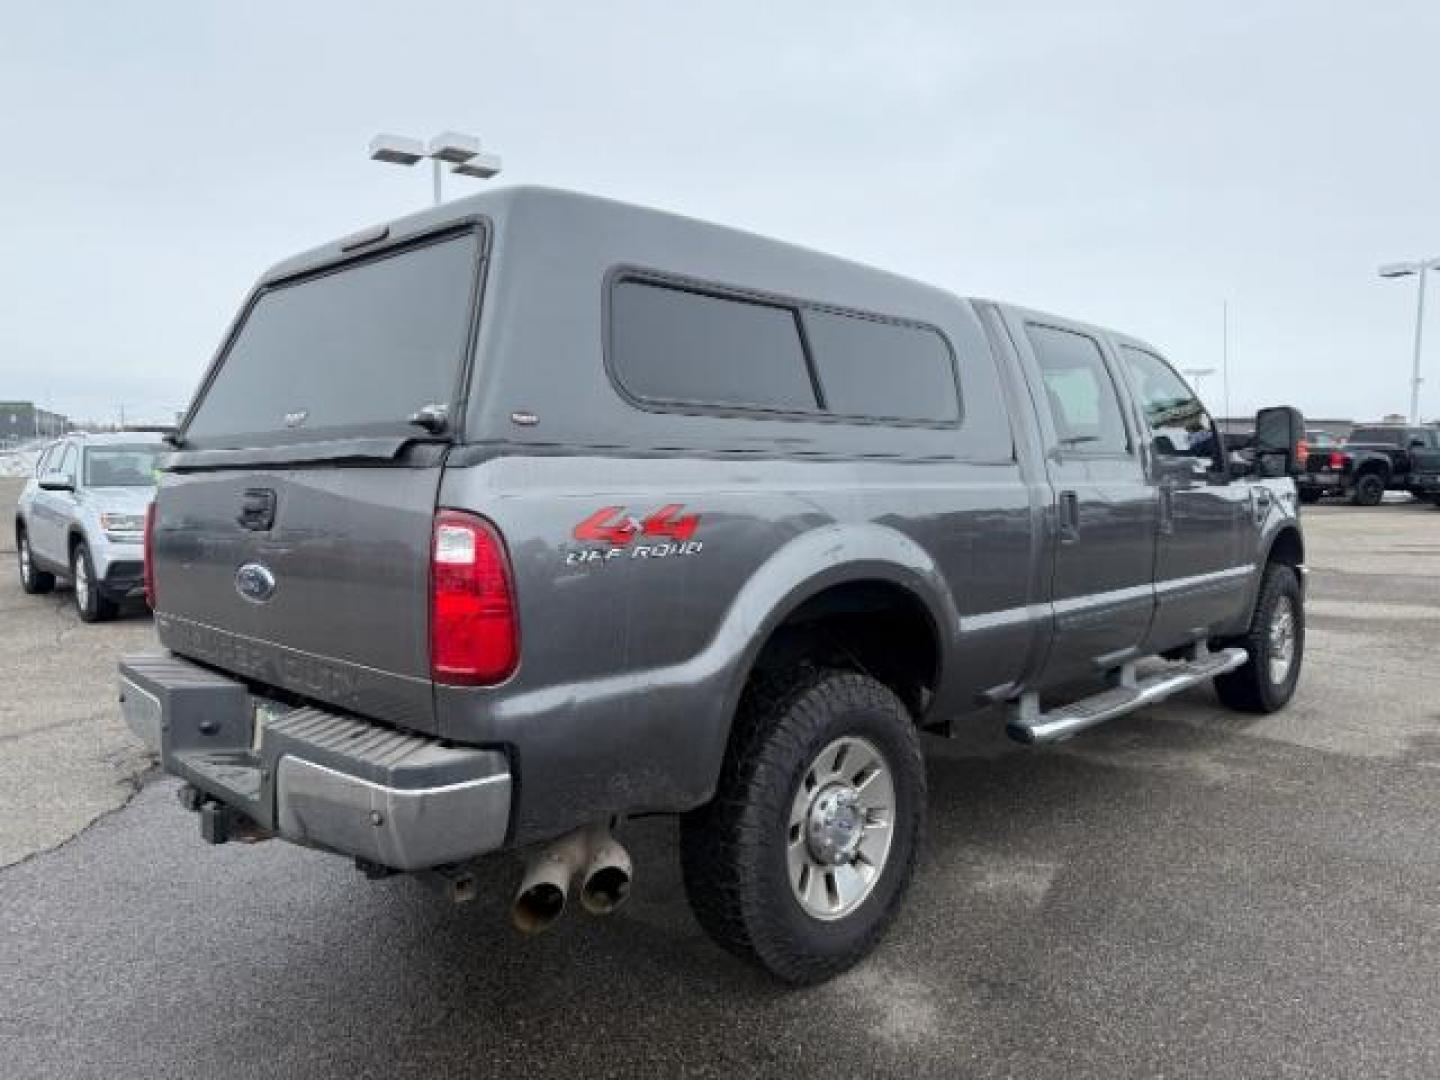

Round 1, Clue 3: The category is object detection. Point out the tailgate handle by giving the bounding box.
[238,488,277,531]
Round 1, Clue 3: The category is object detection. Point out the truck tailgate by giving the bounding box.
[152,462,442,733]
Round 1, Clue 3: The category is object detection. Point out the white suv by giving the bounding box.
[14,432,163,621]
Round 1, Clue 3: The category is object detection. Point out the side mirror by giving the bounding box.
[1253,406,1306,477]
[38,472,74,492]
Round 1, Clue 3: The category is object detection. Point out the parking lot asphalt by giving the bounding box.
[2,489,1438,1079]
[0,478,153,868]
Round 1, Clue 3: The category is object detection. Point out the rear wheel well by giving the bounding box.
[747,580,940,725]
[1355,459,1389,478]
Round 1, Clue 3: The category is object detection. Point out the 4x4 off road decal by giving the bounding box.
[566,504,703,566]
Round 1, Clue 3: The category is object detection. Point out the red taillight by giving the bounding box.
[1295,439,1309,468]
[430,510,518,685]
[1329,452,1348,469]
[143,502,157,608]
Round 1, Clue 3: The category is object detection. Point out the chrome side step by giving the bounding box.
[1006,646,1248,745]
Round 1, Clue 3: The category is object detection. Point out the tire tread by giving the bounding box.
[680,665,924,984]
[1214,563,1302,713]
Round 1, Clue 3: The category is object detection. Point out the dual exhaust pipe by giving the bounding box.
[511,823,632,934]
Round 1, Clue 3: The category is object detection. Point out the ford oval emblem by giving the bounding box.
[235,562,278,603]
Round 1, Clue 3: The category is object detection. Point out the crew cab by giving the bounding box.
[119,187,1308,983]
[1298,424,1440,505]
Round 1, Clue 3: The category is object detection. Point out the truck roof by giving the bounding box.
[265,185,955,301]
[259,184,1164,363]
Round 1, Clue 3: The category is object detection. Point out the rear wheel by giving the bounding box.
[1350,472,1385,506]
[71,541,118,623]
[16,527,55,594]
[680,667,925,984]
[1214,563,1303,713]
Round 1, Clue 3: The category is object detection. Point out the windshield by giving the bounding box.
[184,230,480,447]
[84,445,161,487]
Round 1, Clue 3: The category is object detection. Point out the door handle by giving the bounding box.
[1057,490,1080,542]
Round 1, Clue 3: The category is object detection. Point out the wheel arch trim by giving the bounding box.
[690,524,959,804]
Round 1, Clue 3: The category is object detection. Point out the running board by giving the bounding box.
[1006,646,1248,745]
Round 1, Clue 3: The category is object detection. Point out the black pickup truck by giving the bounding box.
[1297,424,1440,505]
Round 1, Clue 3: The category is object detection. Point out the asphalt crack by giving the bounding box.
[0,761,162,872]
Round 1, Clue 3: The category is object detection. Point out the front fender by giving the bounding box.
[1233,491,1305,628]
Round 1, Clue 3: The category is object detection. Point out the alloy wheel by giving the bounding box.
[786,735,896,921]
[73,550,90,613]
[1268,595,1296,685]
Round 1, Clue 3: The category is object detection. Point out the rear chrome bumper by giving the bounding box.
[119,652,512,871]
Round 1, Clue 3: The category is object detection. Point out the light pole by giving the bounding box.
[1378,256,1440,424]
[1183,367,1216,398]
[368,130,502,206]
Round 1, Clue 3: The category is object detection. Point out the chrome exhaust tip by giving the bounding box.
[578,833,633,916]
[512,879,568,934]
[510,824,633,931]
[510,828,590,934]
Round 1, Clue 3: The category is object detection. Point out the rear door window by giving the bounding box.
[186,231,481,446]
[1026,324,1130,454]
[610,280,817,411]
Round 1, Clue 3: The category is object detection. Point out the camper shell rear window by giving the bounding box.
[184,228,483,448]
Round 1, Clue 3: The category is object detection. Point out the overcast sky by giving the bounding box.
[2,1,1437,426]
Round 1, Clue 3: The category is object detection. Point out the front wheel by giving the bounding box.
[71,542,118,623]
[1213,564,1304,713]
[680,667,925,984]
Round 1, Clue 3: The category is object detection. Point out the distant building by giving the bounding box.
[0,401,69,445]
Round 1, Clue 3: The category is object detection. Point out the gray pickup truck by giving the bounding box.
[120,187,1307,984]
